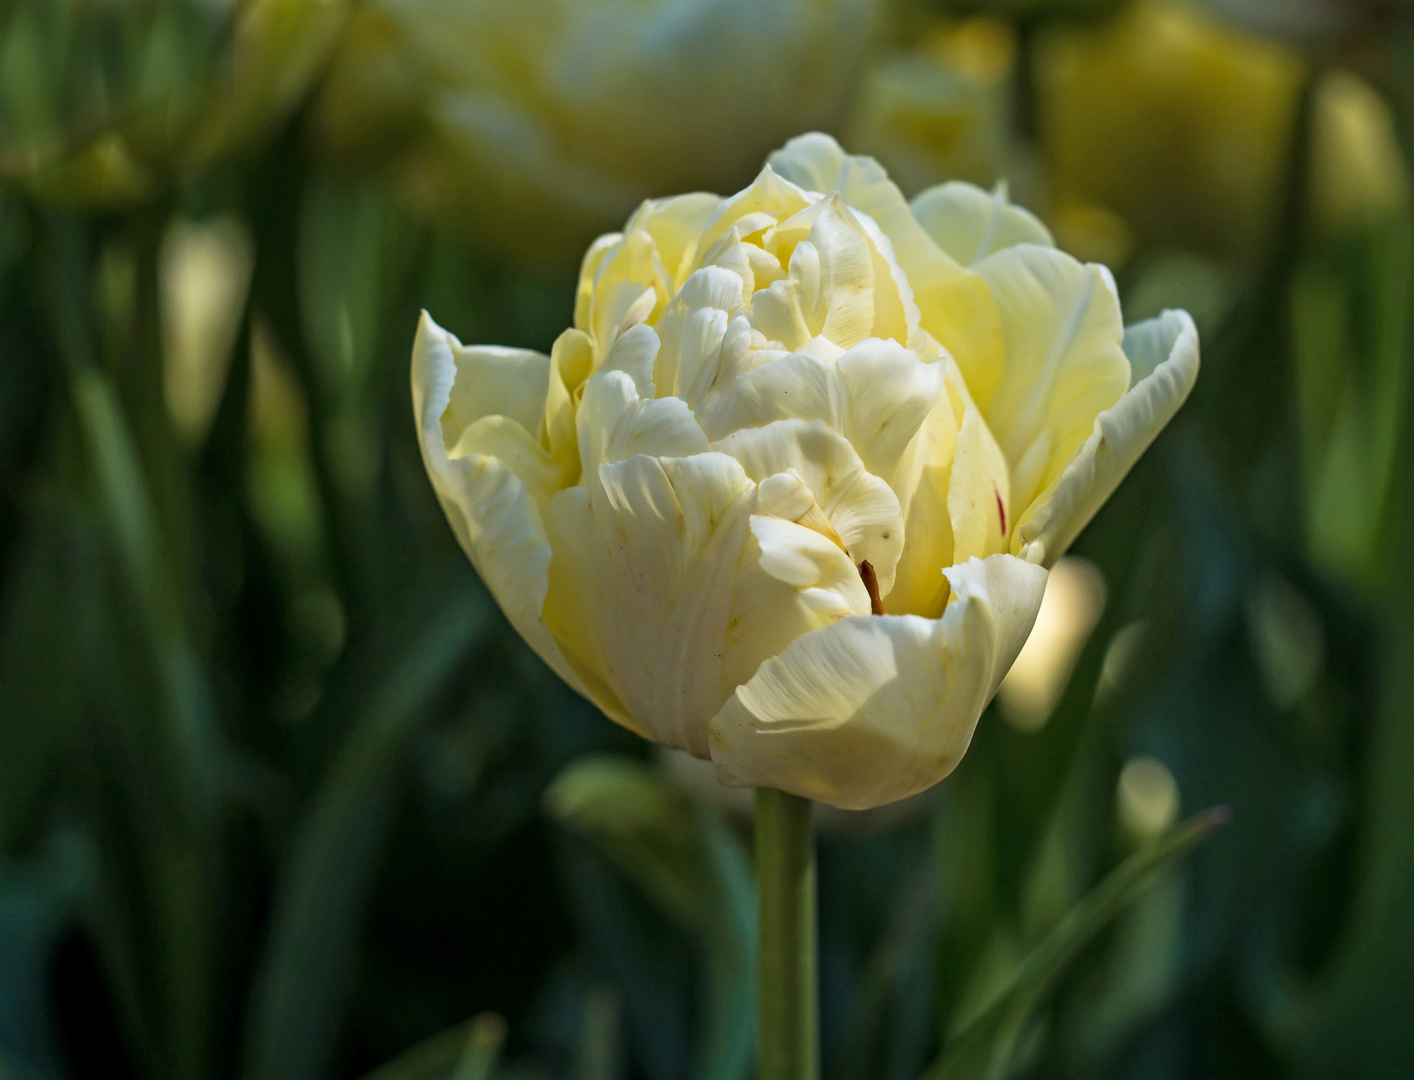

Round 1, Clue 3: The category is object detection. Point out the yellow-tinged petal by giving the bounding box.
[885,385,960,618]
[653,266,748,403]
[948,406,1012,564]
[448,416,562,506]
[541,328,595,483]
[695,166,815,260]
[974,244,1130,516]
[767,132,1005,396]
[542,452,756,756]
[911,182,1053,267]
[1014,310,1200,567]
[411,312,585,696]
[576,233,623,333]
[708,553,1048,809]
[624,192,724,287]
[586,228,675,358]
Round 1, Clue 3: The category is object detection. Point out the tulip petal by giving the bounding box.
[441,342,551,442]
[542,452,756,756]
[974,244,1130,516]
[911,182,1054,266]
[713,419,904,591]
[697,166,815,261]
[767,134,1010,417]
[719,513,871,698]
[708,553,1048,809]
[577,326,710,476]
[541,328,595,483]
[948,406,1012,565]
[708,337,945,483]
[412,312,586,696]
[768,132,943,285]
[654,266,747,402]
[884,386,960,618]
[1014,310,1200,567]
[448,415,562,506]
[624,191,723,286]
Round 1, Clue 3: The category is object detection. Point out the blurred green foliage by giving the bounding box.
[0,1,1412,1079]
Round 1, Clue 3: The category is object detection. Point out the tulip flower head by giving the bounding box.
[413,135,1198,809]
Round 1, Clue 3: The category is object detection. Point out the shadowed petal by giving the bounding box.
[412,312,585,695]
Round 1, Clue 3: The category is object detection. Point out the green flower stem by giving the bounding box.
[755,788,819,1080]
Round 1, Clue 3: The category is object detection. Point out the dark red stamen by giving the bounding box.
[858,560,885,616]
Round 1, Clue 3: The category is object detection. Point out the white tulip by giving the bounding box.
[413,134,1199,810]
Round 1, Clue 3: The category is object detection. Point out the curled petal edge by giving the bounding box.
[412,311,591,700]
[1014,309,1200,568]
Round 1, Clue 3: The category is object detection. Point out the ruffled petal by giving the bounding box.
[411,312,585,695]
[542,452,756,756]
[708,337,945,481]
[884,386,959,618]
[768,134,1012,411]
[708,553,1048,809]
[696,165,816,261]
[713,419,904,592]
[653,266,747,403]
[624,192,723,287]
[577,325,710,476]
[540,328,594,483]
[1014,309,1200,567]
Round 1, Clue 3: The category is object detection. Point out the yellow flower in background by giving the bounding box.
[313,0,877,267]
[1308,69,1412,240]
[843,17,1018,196]
[1034,0,1304,261]
[0,0,345,205]
[413,134,1199,809]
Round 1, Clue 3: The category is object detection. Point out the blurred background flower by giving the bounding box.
[1,0,1413,1078]
[311,0,878,267]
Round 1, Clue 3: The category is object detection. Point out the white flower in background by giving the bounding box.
[315,0,878,265]
[413,134,1199,809]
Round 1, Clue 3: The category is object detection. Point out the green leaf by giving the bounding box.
[546,757,755,1080]
[925,808,1228,1080]
[241,570,491,1080]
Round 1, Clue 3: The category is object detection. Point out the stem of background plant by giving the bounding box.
[755,787,818,1080]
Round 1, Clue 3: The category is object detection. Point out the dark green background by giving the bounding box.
[1,2,1412,1079]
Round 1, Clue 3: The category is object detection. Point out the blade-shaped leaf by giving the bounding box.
[241,570,490,1080]
[926,808,1228,1080]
